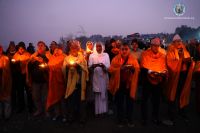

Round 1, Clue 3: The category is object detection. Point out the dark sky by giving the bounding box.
[0,0,199,49]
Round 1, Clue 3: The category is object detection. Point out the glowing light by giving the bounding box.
[69,60,75,65]
[86,49,93,54]
[39,63,48,68]
[11,59,16,62]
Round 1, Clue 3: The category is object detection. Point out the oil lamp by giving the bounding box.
[11,59,16,63]
[39,63,48,68]
[69,60,75,65]
[86,49,93,54]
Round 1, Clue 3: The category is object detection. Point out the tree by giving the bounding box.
[175,25,199,41]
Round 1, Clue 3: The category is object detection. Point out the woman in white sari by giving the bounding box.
[88,42,110,115]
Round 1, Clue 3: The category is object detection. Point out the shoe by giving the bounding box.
[162,119,174,126]
[4,103,11,120]
[79,120,85,127]
[0,103,3,119]
[108,109,114,115]
[117,121,125,128]
[62,117,67,123]
[141,120,147,126]
[152,119,161,125]
[52,116,59,121]
[65,118,73,125]
[179,113,189,123]
[117,124,124,128]
[127,122,135,127]
[33,111,42,117]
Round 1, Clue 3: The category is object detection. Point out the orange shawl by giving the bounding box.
[0,55,12,102]
[140,49,167,72]
[13,51,30,74]
[27,51,52,85]
[46,54,65,110]
[166,43,195,108]
[108,54,140,99]
[63,53,88,101]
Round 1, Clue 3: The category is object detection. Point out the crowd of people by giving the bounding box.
[0,34,200,127]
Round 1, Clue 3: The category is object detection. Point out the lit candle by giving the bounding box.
[39,63,47,68]
[86,49,93,54]
[125,64,132,67]
[11,59,16,62]
[69,60,75,65]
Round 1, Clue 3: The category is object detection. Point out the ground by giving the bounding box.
[0,91,200,133]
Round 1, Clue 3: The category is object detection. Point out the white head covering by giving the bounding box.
[93,42,105,55]
[173,34,182,41]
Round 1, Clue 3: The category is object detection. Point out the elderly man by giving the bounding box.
[109,42,139,127]
[62,40,88,126]
[140,38,167,125]
[164,35,195,125]
[0,45,12,119]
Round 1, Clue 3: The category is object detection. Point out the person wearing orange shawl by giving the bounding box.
[140,38,167,125]
[105,39,121,115]
[6,41,16,60]
[49,41,58,55]
[12,42,34,113]
[131,39,143,63]
[165,34,195,125]
[84,41,94,108]
[27,41,51,116]
[109,42,139,127]
[130,39,143,102]
[62,40,88,125]
[46,46,66,120]
[193,43,200,116]
[84,41,94,62]
[5,42,17,111]
[105,39,120,62]
[0,45,12,119]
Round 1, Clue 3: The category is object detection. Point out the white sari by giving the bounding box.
[88,43,110,115]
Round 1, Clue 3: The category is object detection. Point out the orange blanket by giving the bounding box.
[63,53,88,101]
[46,54,65,110]
[166,44,195,108]
[108,54,140,99]
[140,49,167,72]
[0,55,12,102]
[13,51,30,74]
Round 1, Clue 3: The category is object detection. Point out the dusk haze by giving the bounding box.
[0,0,199,48]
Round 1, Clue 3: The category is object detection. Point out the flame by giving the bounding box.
[11,59,16,62]
[69,60,75,65]
[39,63,47,68]
[86,49,93,53]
